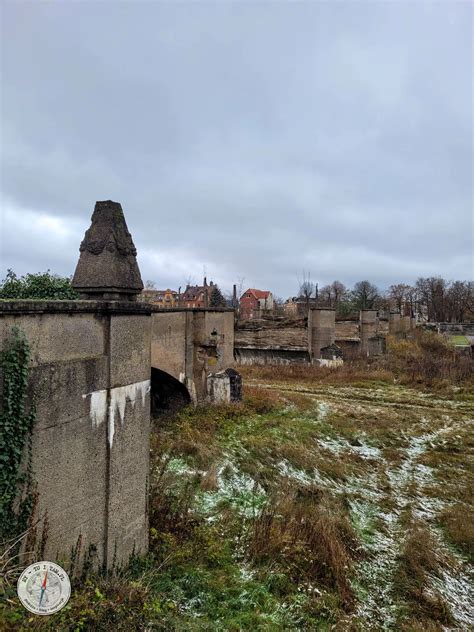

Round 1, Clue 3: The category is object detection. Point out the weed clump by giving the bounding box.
[438,504,474,562]
[394,523,453,627]
[387,330,472,387]
[250,486,360,608]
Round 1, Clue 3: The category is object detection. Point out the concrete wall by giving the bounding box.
[235,347,310,365]
[151,310,188,381]
[234,326,307,350]
[336,339,361,360]
[0,301,151,569]
[335,320,359,339]
[437,322,474,336]
[150,308,234,403]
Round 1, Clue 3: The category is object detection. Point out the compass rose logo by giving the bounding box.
[17,561,71,615]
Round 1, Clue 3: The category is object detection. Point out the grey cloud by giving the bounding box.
[1,1,472,297]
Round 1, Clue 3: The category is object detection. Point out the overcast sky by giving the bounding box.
[1,1,472,298]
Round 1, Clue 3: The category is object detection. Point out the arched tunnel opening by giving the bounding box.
[150,367,192,416]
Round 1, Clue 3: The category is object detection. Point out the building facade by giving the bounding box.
[239,288,274,320]
[139,288,179,308]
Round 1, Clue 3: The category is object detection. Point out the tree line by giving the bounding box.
[1,270,472,323]
[294,277,473,322]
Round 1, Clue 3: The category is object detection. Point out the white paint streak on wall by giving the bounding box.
[83,389,107,428]
[84,380,150,447]
[108,379,150,448]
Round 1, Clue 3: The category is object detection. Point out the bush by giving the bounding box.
[387,330,471,386]
[0,269,78,300]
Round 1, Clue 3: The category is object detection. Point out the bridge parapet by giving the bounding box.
[0,299,151,569]
[150,307,235,403]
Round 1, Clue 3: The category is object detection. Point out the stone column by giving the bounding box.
[389,311,401,335]
[72,200,151,567]
[308,308,336,361]
[360,310,378,356]
[400,315,411,334]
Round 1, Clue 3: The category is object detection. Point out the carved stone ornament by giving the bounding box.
[72,201,144,300]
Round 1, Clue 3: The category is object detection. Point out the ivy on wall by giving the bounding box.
[0,327,36,542]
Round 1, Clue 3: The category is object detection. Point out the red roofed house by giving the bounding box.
[240,288,274,320]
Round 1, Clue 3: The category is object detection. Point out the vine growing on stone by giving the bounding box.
[0,327,36,543]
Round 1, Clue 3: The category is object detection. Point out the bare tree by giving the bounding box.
[389,283,411,312]
[352,280,379,310]
[331,281,346,308]
[319,284,333,306]
[416,277,447,321]
[236,276,246,300]
[145,280,156,289]
[445,281,473,322]
[184,275,196,289]
[298,270,316,316]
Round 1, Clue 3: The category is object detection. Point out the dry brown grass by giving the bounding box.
[387,331,472,387]
[239,362,392,386]
[238,329,473,391]
[249,486,359,608]
[200,462,219,492]
[242,384,286,412]
[439,504,474,561]
[394,524,453,626]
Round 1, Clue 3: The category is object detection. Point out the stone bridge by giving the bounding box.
[151,307,234,408]
[0,201,235,571]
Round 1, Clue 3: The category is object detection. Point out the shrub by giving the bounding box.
[387,330,471,386]
[0,269,78,300]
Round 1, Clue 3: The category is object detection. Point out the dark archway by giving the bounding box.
[150,367,191,416]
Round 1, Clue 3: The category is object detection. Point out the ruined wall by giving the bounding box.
[234,326,307,351]
[389,312,401,335]
[150,308,234,403]
[235,347,310,365]
[400,315,412,334]
[378,319,389,335]
[437,322,474,336]
[335,320,359,340]
[235,311,389,364]
[0,301,151,568]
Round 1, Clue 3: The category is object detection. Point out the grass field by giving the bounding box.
[448,335,470,347]
[2,365,473,631]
